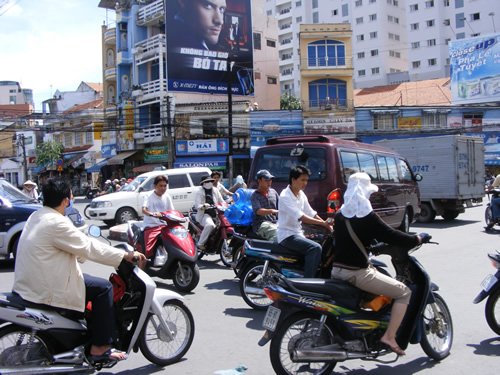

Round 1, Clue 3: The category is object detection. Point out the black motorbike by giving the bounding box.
[485,188,500,230]
[258,235,453,375]
[473,251,500,335]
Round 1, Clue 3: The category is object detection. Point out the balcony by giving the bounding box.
[135,124,163,144]
[304,98,355,113]
[104,66,117,82]
[136,0,164,26]
[277,7,292,20]
[133,34,166,65]
[133,79,167,105]
[300,56,354,76]
[103,27,116,45]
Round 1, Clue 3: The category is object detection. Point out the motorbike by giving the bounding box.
[236,227,338,310]
[485,188,500,230]
[127,210,200,293]
[473,250,500,335]
[187,203,234,267]
[229,224,264,275]
[85,186,100,200]
[0,225,195,374]
[258,235,453,375]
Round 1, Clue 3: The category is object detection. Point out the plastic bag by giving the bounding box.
[154,245,168,266]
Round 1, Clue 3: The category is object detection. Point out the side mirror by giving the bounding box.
[414,173,423,182]
[88,225,101,238]
[138,187,144,192]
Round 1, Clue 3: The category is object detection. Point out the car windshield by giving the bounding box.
[120,176,147,192]
[0,179,38,203]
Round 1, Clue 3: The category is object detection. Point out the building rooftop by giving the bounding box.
[63,99,103,115]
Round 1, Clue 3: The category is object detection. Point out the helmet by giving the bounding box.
[113,179,119,183]
[120,178,126,182]
[105,180,112,184]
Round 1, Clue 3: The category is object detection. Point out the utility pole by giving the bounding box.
[18,134,28,182]
[227,55,233,185]
[166,95,174,168]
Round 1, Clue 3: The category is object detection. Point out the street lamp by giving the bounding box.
[489,12,496,33]
[460,17,475,34]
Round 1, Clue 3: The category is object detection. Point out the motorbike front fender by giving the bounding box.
[149,288,185,341]
[473,289,490,304]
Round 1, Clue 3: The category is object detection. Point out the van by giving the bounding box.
[88,167,211,225]
[247,136,421,232]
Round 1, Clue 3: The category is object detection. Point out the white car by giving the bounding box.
[88,167,211,225]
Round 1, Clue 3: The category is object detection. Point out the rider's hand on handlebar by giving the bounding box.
[199,203,211,211]
[124,251,146,264]
[419,233,432,244]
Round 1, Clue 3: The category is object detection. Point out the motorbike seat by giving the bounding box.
[246,239,297,255]
[287,278,362,302]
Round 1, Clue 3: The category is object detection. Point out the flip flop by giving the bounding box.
[382,342,406,356]
[88,348,128,362]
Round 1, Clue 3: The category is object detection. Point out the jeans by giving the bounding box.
[280,235,322,278]
[84,274,115,346]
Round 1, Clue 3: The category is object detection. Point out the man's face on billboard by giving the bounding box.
[183,0,227,46]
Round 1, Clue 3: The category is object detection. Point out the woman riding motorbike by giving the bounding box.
[331,172,422,356]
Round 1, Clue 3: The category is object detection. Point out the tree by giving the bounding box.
[35,140,63,167]
[280,93,302,110]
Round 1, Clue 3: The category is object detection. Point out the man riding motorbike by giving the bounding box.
[485,173,500,231]
[13,178,145,362]
[251,169,279,242]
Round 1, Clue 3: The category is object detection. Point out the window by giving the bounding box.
[358,69,366,76]
[307,40,346,67]
[340,152,378,182]
[342,3,348,17]
[267,77,277,84]
[425,0,434,7]
[312,0,318,8]
[373,115,395,130]
[388,33,400,40]
[253,33,261,50]
[266,10,272,16]
[471,33,481,37]
[369,0,376,3]
[332,9,338,16]
[357,52,365,59]
[444,0,450,6]
[389,50,401,58]
[203,119,218,136]
[169,174,190,189]
[428,58,437,66]
[372,67,380,74]
[356,17,364,24]
[267,39,276,48]
[397,159,412,182]
[411,41,420,49]
[426,19,435,27]
[411,23,419,30]
[85,131,93,144]
[412,60,421,68]
[308,78,347,108]
[471,13,480,21]
[255,72,261,80]
[427,39,436,46]
[445,38,451,45]
[370,31,378,38]
[410,3,418,11]
[369,14,377,21]
[296,1,302,6]
[296,16,302,22]
[371,49,379,56]
[74,132,81,146]
[64,133,72,148]
[424,113,446,128]
[9,96,16,104]
[357,34,365,41]
[355,0,363,6]
[388,15,399,23]
[379,157,400,183]
[313,11,319,23]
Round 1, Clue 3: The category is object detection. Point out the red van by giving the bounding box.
[247,135,421,232]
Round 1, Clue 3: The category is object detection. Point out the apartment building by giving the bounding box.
[265,0,498,94]
[0,81,33,106]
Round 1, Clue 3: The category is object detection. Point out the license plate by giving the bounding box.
[262,305,281,331]
[480,274,498,292]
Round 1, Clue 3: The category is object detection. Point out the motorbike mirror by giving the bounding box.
[88,224,102,238]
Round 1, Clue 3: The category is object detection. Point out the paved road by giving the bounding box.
[0,199,498,374]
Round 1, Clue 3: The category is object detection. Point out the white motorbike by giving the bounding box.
[0,225,195,374]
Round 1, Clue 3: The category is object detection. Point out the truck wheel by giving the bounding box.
[418,203,436,223]
[442,210,459,221]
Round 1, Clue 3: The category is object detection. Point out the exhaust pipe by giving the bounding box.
[0,365,90,374]
[292,345,367,362]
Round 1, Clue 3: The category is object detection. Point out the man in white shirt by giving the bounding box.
[142,175,175,259]
[212,171,233,201]
[278,165,333,277]
[486,174,500,231]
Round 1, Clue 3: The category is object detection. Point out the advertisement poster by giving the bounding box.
[165,0,254,96]
[449,33,500,104]
[250,110,303,147]
[398,117,423,130]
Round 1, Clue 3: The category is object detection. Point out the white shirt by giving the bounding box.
[277,185,317,243]
[142,190,175,228]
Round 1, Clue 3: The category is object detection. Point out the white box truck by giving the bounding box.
[374,135,485,222]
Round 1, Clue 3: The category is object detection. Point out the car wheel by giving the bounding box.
[115,207,136,224]
[10,236,19,260]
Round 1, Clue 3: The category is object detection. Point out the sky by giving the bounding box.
[0,0,115,112]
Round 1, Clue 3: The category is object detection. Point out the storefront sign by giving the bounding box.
[176,139,229,155]
[303,117,355,134]
[144,146,169,162]
[398,117,423,129]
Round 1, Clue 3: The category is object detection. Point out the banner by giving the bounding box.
[165,0,254,96]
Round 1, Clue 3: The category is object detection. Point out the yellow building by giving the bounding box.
[299,24,355,137]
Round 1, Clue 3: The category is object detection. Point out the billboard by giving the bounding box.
[165,0,254,96]
[449,34,500,104]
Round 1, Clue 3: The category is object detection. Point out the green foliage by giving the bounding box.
[35,140,63,167]
[280,93,302,110]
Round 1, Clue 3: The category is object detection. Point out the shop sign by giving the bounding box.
[176,139,228,155]
[145,146,169,162]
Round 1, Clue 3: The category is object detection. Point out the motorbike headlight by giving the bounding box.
[170,227,188,239]
[94,201,112,208]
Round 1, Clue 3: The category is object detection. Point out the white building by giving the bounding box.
[265,0,499,95]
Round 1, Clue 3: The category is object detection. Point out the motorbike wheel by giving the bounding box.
[420,293,453,360]
[139,299,195,366]
[0,324,53,366]
[188,227,204,259]
[231,243,244,276]
[173,262,200,293]
[239,263,279,310]
[485,287,500,335]
[270,313,337,375]
[83,204,91,220]
[485,205,494,227]
[219,239,233,267]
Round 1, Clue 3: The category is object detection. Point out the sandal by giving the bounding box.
[382,343,406,356]
[88,348,128,362]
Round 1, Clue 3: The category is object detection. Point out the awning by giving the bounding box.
[107,151,137,165]
[174,155,227,170]
[32,165,46,175]
[62,152,87,168]
[87,159,109,173]
[370,109,400,115]
[133,164,166,173]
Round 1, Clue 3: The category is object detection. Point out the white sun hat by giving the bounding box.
[340,172,378,218]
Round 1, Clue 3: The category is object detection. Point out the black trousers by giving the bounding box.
[84,274,115,346]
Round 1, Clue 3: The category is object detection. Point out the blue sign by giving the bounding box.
[101,144,117,158]
[176,139,229,156]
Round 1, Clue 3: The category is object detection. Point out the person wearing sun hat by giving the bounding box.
[21,180,38,199]
[193,175,225,251]
[331,172,422,356]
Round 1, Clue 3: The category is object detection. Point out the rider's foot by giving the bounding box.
[89,345,127,361]
[485,223,495,231]
[198,244,206,251]
[380,338,406,356]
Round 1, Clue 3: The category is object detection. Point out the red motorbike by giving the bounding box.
[187,203,234,266]
[127,210,200,292]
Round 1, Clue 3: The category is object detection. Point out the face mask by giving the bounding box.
[203,182,213,190]
[67,198,74,209]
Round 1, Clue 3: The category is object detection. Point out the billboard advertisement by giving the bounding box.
[449,34,500,104]
[165,0,254,96]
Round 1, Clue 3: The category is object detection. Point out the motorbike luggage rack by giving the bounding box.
[275,274,341,300]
